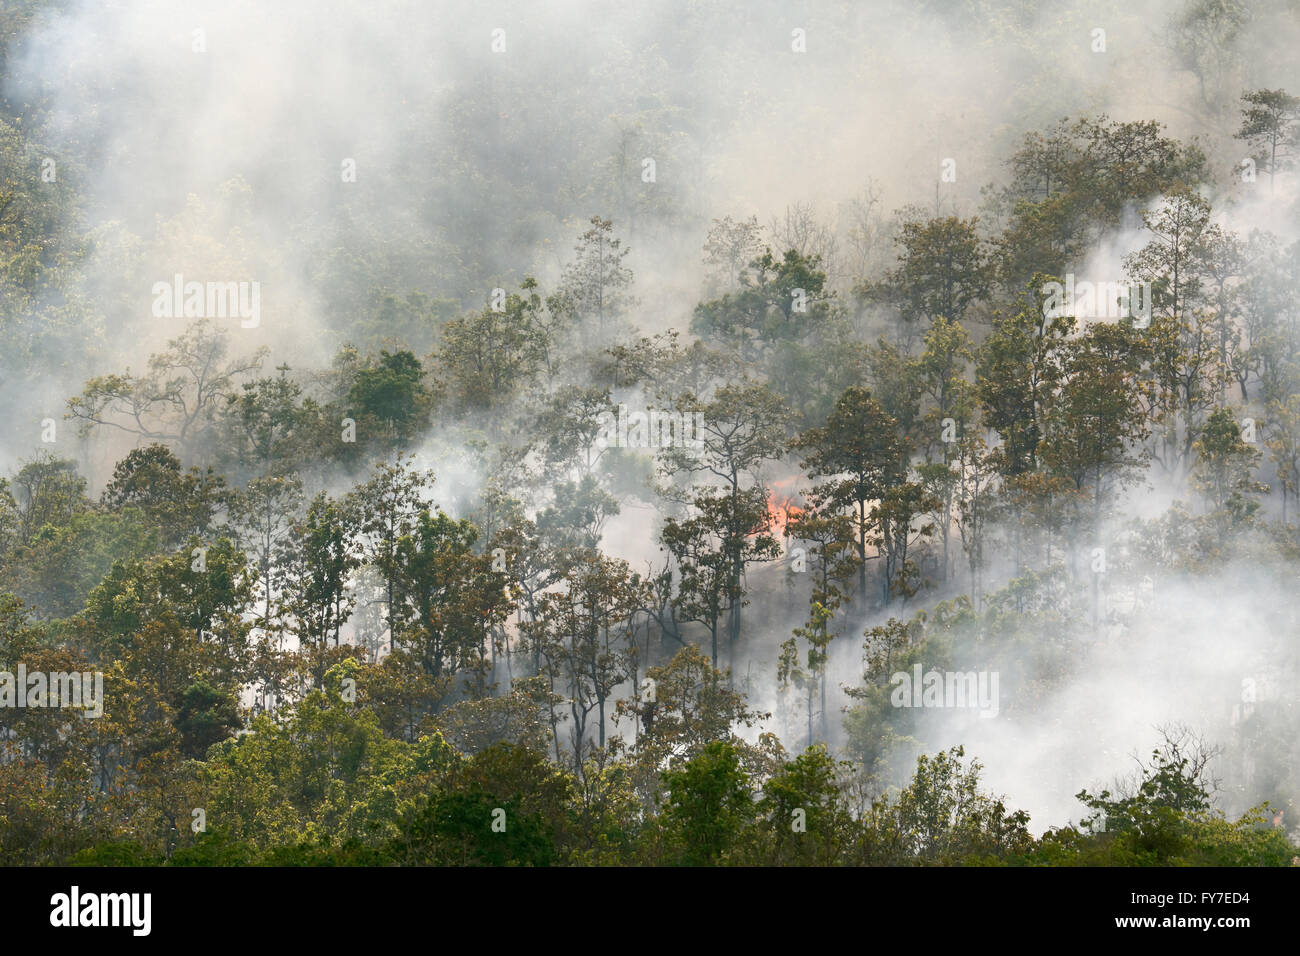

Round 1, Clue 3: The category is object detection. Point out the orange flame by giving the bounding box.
[766,481,805,538]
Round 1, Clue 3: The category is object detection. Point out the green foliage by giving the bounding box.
[174,679,242,760]
[392,744,569,866]
[874,747,1032,864]
[346,349,433,445]
[661,740,753,865]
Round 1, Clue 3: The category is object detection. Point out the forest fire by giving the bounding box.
[3,0,1294,887]
[766,480,804,538]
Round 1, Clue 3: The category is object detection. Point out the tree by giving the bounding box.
[552,216,634,342]
[7,453,89,547]
[536,474,620,551]
[174,678,242,760]
[1266,393,1300,522]
[952,433,1000,607]
[524,550,645,774]
[1235,234,1286,400]
[875,746,1031,863]
[346,349,432,447]
[661,739,753,865]
[691,248,838,364]
[229,473,304,635]
[793,386,907,598]
[1075,726,1221,864]
[344,454,435,652]
[202,676,433,850]
[1165,0,1250,113]
[913,315,976,581]
[782,493,858,743]
[437,283,547,412]
[991,122,1091,284]
[769,202,839,275]
[1124,186,1211,326]
[865,338,926,445]
[659,380,787,650]
[660,485,778,669]
[613,643,767,804]
[748,744,853,865]
[67,320,266,455]
[434,675,560,756]
[1,512,157,623]
[702,214,763,292]
[278,493,361,684]
[1001,119,1076,204]
[101,444,229,548]
[994,116,1205,287]
[872,480,940,606]
[392,742,569,866]
[1235,88,1300,192]
[658,500,732,670]
[861,216,990,344]
[1128,190,1227,479]
[222,364,315,477]
[388,508,512,706]
[1191,407,1266,542]
[82,536,254,679]
[1039,323,1151,625]
[977,277,1073,477]
[1193,225,1245,403]
[914,315,976,463]
[1039,323,1151,546]
[534,384,615,481]
[1073,116,1205,214]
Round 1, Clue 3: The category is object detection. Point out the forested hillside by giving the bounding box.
[0,0,1298,867]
